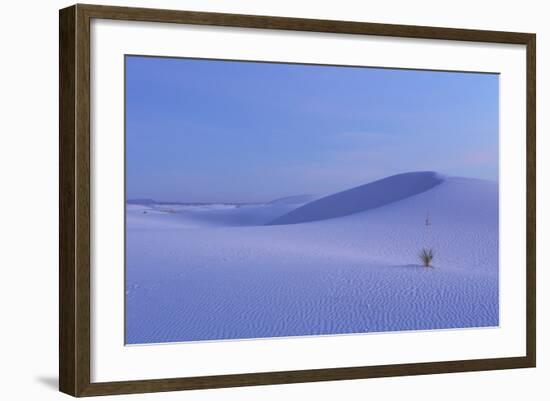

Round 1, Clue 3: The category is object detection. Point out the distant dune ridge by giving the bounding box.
[268,171,444,225]
[127,198,156,205]
[267,194,317,205]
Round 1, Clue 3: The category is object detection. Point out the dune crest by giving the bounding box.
[267,171,444,225]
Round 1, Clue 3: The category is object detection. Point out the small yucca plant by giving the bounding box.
[419,248,434,267]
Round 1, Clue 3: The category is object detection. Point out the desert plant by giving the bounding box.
[419,248,434,267]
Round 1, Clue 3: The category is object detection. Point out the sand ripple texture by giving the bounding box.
[125,173,499,344]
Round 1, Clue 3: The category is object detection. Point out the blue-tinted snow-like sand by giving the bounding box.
[125,173,498,344]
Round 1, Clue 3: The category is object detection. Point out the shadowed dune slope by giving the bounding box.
[267,171,444,225]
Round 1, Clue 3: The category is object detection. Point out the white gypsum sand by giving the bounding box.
[125,172,498,344]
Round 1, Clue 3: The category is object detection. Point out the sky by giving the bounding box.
[125,55,499,203]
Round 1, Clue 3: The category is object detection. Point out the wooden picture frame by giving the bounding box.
[59,3,536,397]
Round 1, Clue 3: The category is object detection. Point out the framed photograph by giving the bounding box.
[59,4,536,397]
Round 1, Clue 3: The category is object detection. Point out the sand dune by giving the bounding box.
[125,173,498,344]
[268,171,444,225]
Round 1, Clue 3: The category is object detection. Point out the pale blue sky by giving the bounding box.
[126,56,499,203]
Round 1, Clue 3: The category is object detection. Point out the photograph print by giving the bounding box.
[125,56,499,345]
